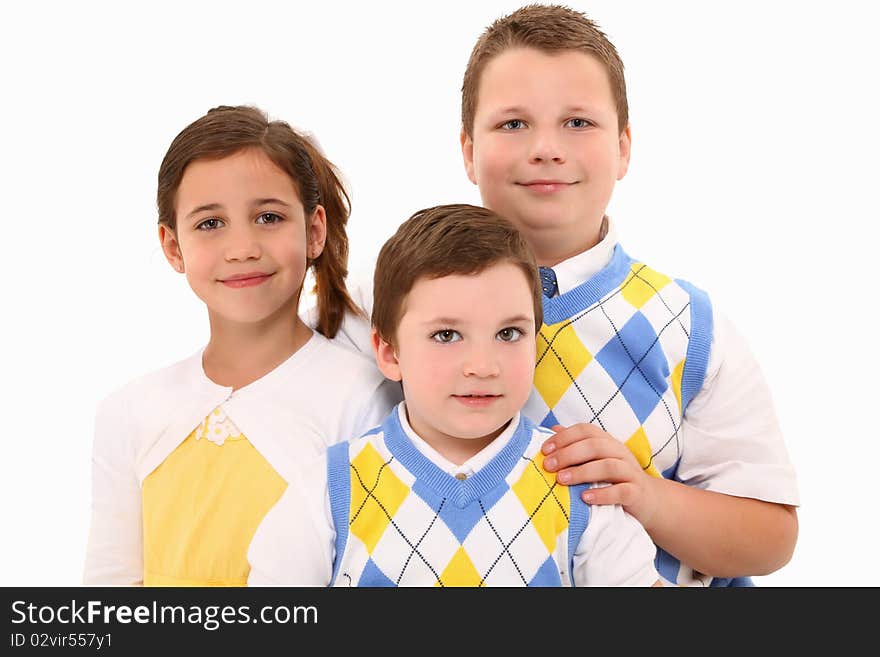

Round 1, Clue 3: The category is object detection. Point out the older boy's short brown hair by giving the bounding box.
[373,204,543,348]
[461,3,628,137]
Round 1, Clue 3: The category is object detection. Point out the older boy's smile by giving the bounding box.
[517,179,579,194]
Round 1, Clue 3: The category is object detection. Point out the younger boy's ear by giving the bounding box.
[158,225,185,273]
[372,328,402,382]
[617,124,632,180]
[460,129,477,185]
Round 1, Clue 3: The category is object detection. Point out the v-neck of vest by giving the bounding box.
[541,244,634,326]
[382,410,533,509]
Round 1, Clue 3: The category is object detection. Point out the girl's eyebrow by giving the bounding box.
[186,202,223,219]
[185,198,291,219]
[251,198,291,208]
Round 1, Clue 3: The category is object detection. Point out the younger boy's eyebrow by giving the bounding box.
[500,315,533,325]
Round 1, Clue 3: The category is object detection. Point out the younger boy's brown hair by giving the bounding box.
[373,204,543,348]
[461,3,628,137]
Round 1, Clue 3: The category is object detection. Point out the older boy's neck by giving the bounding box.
[530,216,609,267]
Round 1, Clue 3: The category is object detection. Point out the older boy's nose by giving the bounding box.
[528,129,566,164]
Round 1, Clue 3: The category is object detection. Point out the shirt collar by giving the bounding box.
[396,402,520,479]
[553,216,619,296]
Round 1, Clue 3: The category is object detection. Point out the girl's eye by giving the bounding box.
[567,118,592,128]
[196,218,224,231]
[497,327,524,342]
[500,119,526,130]
[431,329,462,344]
[256,212,283,224]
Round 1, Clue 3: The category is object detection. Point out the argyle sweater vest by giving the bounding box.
[326,411,590,587]
[522,244,740,587]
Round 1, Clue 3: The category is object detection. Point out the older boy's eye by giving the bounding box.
[500,119,526,130]
[497,327,524,342]
[431,329,462,344]
[196,218,224,231]
[256,212,283,224]
[566,118,592,129]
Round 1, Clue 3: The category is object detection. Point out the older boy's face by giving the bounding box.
[462,48,631,265]
[374,263,536,462]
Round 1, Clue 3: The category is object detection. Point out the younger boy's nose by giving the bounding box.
[462,346,501,378]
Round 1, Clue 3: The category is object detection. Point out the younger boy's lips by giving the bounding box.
[452,394,502,408]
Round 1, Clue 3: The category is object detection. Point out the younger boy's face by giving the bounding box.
[373,262,537,462]
[462,48,631,265]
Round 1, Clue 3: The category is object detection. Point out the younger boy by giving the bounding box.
[458,5,799,585]
[248,204,660,586]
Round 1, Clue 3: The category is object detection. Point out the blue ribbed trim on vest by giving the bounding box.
[676,279,713,413]
[541,244,633,325]
[383,406,533,508]
[567,483,590,585]
[327,440,352,586]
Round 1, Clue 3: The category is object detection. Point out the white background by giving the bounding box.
[1,0,877,586]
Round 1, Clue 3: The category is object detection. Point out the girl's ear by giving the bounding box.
[372,328,402,382]
[307,205,327,260]
[158,225,185,273]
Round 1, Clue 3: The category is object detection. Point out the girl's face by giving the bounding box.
[159,148,325,327]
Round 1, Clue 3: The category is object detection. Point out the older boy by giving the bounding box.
[458,4,799,586]
[249,204,660,586]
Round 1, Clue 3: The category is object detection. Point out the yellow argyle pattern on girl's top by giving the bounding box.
[329,416,583,587]
[142,406,287,586]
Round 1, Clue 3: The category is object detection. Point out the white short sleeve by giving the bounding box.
[678,313,800,505]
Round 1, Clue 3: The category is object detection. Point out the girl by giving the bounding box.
[83,105,400,586]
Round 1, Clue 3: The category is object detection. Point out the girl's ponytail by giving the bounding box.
[298,138,363,338]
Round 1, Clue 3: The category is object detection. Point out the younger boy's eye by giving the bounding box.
[500,119,526,130]
[256,212,283,224]
[196,218,224,231]
[566,118,592,129]
[431,329,462,344]
[497,327,524,342]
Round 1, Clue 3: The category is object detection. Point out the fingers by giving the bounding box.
[553,459,636,486]
[542,436,632,472]
[580,481,639,507]
[541,422,608,453]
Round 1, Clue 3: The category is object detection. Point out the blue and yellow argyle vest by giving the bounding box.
[523,244,745,587]
[326,410,590,586]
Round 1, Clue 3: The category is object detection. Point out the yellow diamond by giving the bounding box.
[535,321,592,409]
[625,427,661,478]
[437,547,483,587]
[512,453,569,553]
[349,443,409,553]
[621,263,672,309]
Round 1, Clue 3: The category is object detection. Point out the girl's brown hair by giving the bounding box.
[157,105,361,338]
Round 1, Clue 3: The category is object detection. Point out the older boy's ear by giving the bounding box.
[371,328,402,382]
[158,225,185,273]
[617,124,632,180]
[460,129,477,185]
